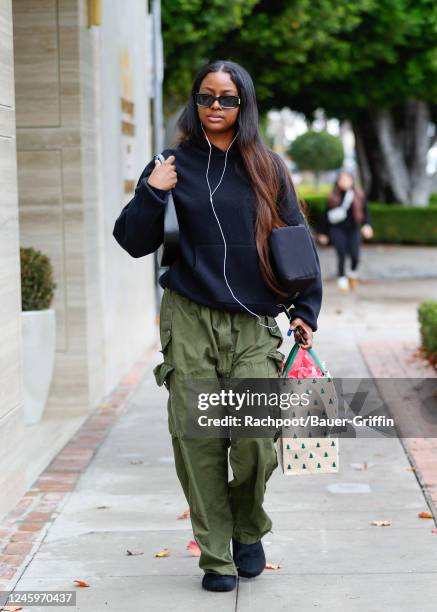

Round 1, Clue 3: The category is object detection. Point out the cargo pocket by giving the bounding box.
[267,349,285,378]
[159,288,173,355]
[266,316,284,349]
[153,362,175,389]
[160,329,172,355]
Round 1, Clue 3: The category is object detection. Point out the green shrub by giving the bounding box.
[20,247,57,311]
[297,183,332,198]
[418,301,437,363]
[300,196,327,230]
[302,197,437,245]
[289,131,344,174]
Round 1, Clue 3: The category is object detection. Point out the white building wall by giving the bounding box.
[94,0,157,397]
[0,0,25,518]
[0,0,158,520]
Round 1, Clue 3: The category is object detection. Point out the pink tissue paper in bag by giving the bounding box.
[287,347,323,379]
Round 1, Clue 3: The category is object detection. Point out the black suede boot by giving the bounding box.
[202,573,237,592]
[232,537,266,578]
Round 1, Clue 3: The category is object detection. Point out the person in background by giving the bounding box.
[317,170,373,291]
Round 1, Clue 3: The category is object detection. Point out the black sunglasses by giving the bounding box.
[194,93,240,109]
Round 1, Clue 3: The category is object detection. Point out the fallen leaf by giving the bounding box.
[73,579,90,587]
[186,540,201,557]
[177,509,190,520]
[154,547,170,558]
[126,549,144,556]
[265,562,281,570]
[370,520,391,527]
[418,512,433,519]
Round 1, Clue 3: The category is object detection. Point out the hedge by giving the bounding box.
[302,196,437,245]
[418,301,437,365]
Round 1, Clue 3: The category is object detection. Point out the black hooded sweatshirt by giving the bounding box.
[112,134,322,331]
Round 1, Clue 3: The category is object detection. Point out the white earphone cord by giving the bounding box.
[200,123,279,331]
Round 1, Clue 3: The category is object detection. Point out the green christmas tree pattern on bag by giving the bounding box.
[276,341,339,476]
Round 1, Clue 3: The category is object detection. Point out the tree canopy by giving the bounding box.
[289,131,344,173]
[161,0,437,203]
[163,0,437,121]
[161,0,258,115]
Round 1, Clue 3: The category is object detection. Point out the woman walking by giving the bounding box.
[318,171,373,291]
[113,60,322,592]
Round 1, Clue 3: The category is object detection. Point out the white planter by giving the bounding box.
[21,309,56,425]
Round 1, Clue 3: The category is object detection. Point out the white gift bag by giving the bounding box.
[275,342,339,475]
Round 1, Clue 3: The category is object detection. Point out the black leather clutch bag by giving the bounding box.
[268,224,320,293]
[154,153,180,267]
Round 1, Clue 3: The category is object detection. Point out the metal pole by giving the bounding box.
[152,0,164,153]
[151,0,165,313]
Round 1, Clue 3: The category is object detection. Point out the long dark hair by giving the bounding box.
[174,60,306,298]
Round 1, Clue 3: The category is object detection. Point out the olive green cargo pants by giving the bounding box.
[153,287,285,576]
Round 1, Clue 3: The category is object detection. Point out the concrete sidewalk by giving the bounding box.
[7,251,437,611]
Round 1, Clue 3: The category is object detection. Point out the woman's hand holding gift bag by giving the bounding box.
[289,317,313,349]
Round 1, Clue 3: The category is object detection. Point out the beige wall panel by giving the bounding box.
[17,149,68,350]
[62,146,83,204]
[58,0,81,127]
[13,0,60,127]
[44,351,88,415]
[0,408,26,518]
[16,127,81,151]
[0,0,14,107]
[0,0,26,520]
[0,105,15,136]
[0,128,22,422]
[17,149,62,206]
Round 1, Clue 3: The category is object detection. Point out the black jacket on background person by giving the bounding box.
[113,134,323,331]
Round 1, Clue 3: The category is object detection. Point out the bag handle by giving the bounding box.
[340,189,354,211]
[282,342,329,378]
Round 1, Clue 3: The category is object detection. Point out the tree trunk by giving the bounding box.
[354,123,372,196]
[352,100,435,206]
[406,100,433,205]
[352,111,395,202]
